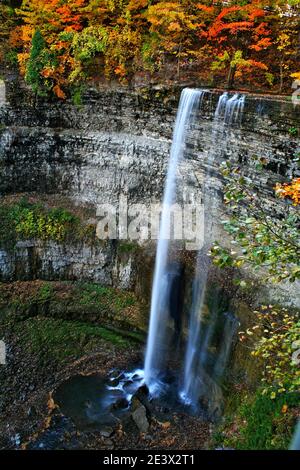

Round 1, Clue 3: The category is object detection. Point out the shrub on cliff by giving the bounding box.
[25,30,48,96]
[210,160,300,284]
[0,198,91,248]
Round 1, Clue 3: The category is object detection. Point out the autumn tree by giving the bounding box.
[274,1,300,91]
[3,0,299,96]
[0,1,19,65]
[15,1,90,97]
[145,1,201,78]
[275,178,300,206]
[203,2,273,88]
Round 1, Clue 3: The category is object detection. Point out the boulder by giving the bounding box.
[131,384,151,412]
[100,426,114,438]
[131,404,149,433]
[195,366,224,420]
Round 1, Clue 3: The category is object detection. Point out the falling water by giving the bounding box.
[180,92,245,406]
[224,93,245,125]
[144,88,205,393]
[213,313,239,380]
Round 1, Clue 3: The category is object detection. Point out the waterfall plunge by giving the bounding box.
[144,89,245,407]
[144,88,205,392]
[180,92,245,406]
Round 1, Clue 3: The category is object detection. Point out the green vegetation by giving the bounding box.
[13,316,132,361]
[118,241,139,254]
[0,280,145,366]
[36,282,55,304]
[25,30,48,96]
[210,160,300,283]
[211,304,300,450]
[0,280,146,333]
[71,85,84,106]
[77,282,136,312]
[210,160,300,449]
[0,198,96,249]
[213,390,300,450]
[289,127,299,137]
[242,306,300,399]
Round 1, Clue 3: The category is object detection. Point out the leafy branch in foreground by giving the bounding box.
[239,305,300,399]
[210,160,300,283]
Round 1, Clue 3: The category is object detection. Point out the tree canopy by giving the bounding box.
[0,1,299,98]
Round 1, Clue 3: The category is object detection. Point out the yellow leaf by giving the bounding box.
[281,404,288,413]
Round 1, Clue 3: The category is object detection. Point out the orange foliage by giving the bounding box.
[250,37,272,51]
[275,178,300,206]
[53,84,67,99]
[1,0,299,96]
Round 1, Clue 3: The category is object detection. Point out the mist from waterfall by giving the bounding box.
[180,92,245,406]
[144,88,205,392]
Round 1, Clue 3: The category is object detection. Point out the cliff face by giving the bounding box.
[1,85,299,206]
[0,81,299,305]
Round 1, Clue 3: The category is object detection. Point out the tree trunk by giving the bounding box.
[177,42,182,81]
[279,62,283,93]
[226,64,236,89]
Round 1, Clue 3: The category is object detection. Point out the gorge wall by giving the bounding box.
[0,79,299,306]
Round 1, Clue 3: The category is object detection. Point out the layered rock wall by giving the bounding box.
[0,83,299,304]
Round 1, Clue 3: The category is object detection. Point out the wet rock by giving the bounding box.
[132,373,143,381]
[27,406,37,417]
[132,385,149,407]
[195,366,224,421]
[136,384,149,396]
[131,405,149,434]
[109,378,119,387]
[100,426,114,438]
[0,87,300,309]
[123,379,134,387]
[103,438,114,449]
[111,397,129,410]
[130,395,141,410]
[131,384,151,412]
[108,369,121,380]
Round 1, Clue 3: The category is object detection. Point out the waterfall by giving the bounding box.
[144,89,245,408]
[144,88,205,392]
[180,92,245,406]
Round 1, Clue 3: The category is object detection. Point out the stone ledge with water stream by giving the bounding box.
[0,80,299,450]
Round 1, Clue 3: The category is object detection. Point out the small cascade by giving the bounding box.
[144,88,206,393]
[215,92,245,124]
[214,91,228,118]
[180,91,245,407]
[213,313,239,381]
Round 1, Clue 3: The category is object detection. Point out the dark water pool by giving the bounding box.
[53,368,145,430]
